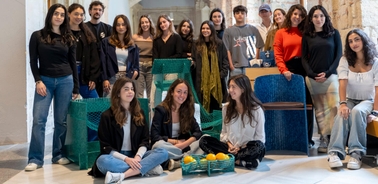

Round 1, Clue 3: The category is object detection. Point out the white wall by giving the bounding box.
[108,0,131,31]
[140,0,195,9]
[0,0,28,145]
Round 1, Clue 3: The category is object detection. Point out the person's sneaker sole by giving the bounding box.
[317,146,327,153]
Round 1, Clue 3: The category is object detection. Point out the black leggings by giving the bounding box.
[199,136,265,162]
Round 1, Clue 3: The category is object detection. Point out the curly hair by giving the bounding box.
[195,20,219,53]
[68,3,96,44]
[160,79,195,134]
[137,15,155,36]
[225,74,264,128]
[344,29,378,67]
[304,5,335,38]
[109,14,134,48]
[177,19,194,51]
[282,4,307,33]
[110,77,144,127]
[41,3,75,47]
[210,8,226,30]
[155,14,176,39]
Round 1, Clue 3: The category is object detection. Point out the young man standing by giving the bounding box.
[255,4,273,45]
[85,1,112,97]
[223,5,264,76]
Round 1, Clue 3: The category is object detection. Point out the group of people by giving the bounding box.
[25,1,378,184]
[266,4,378,170]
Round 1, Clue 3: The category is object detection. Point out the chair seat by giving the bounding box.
[263,102,313,110]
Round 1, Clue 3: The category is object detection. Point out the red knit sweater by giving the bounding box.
[273,27,302,73]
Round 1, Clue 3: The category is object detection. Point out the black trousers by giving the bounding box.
[199,136,265,162]
[286,57,314,143]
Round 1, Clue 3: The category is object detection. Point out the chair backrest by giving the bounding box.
[254,74,306,104]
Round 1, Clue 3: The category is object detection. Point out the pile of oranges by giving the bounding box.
[183,152,230,165]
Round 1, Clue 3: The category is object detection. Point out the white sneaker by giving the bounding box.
[168,159,181,171]
[55,157,70,165]
[347,153,362,170]
[105,171,124,184]
[147,165,163,175]
[25,163,41,171]
[327,152,342,168]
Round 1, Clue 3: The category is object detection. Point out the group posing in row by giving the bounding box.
[24,1,378,183]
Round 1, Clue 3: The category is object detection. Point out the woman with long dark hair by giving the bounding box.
[25,3,78,171]
[209,8,226,40]
[68,3,101,98]
[151,79,203,170]
[192,20,229,112]
[88,77,168,183]
[327,29,378,170]
[101,15,139,97]
[200,74,265,170]
[302,5,342,153]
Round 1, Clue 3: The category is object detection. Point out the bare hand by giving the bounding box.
[72,93,79,100]
[230,64,235,71]
[124,157,141,170]
[132,71,139,80]
[36,82,47,97]
[174,142,187,150]
[228,145,240,155]
[338,104,350,120]
[88,81,96,90]
[315,72,326,83]
[103,80,110,94]
[283,71,292,81]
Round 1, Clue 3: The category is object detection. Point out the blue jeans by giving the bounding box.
[328,99,372,159]
[96,148,168,176]
[77,65,99,98]
[28,75,74,166]
[230,67,245,77]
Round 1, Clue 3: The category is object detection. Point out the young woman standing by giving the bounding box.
[26,3,78,171]
[101,15,139,97]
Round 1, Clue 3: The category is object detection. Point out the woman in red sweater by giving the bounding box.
[273,4,315,147]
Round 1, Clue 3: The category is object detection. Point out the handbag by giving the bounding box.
[260,50,275,67]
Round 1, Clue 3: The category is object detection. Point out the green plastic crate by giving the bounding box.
[65,97,149,170]
[181,154,235,176]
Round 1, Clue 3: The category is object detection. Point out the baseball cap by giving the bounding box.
[259,4,271,12]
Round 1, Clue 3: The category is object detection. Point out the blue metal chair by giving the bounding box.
[254,74,309,155]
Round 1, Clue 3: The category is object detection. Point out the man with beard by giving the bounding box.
[86,1,112,97]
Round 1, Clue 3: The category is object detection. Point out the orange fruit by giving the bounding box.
[183,156,195,164]
[206,153,216,161]
[216,152,229,160]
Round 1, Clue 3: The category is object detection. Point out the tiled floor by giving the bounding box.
[2,135,378,184]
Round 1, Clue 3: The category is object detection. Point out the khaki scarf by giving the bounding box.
[201,44,223,112]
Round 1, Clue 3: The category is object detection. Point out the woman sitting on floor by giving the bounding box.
[200,74,266,169]
[88,77,168,183]
[150,79,204,171]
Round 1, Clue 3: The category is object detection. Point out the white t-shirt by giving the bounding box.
[220,104,265,148]
[337,56,378,100]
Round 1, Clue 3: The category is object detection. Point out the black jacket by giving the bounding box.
[150,105,202,147]
[77,31,101,84]
[191,39,229,103]
[88,108,149,177]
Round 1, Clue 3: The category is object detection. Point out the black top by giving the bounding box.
[85,21,112,48]
[150,105,203,147]
[88,108,149,177]
[152,33,183,60]
[29,30,79,93]
[302,30,342,79]
[181,35,192,58]
[216,29,224,40]
[72,30,83,62]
